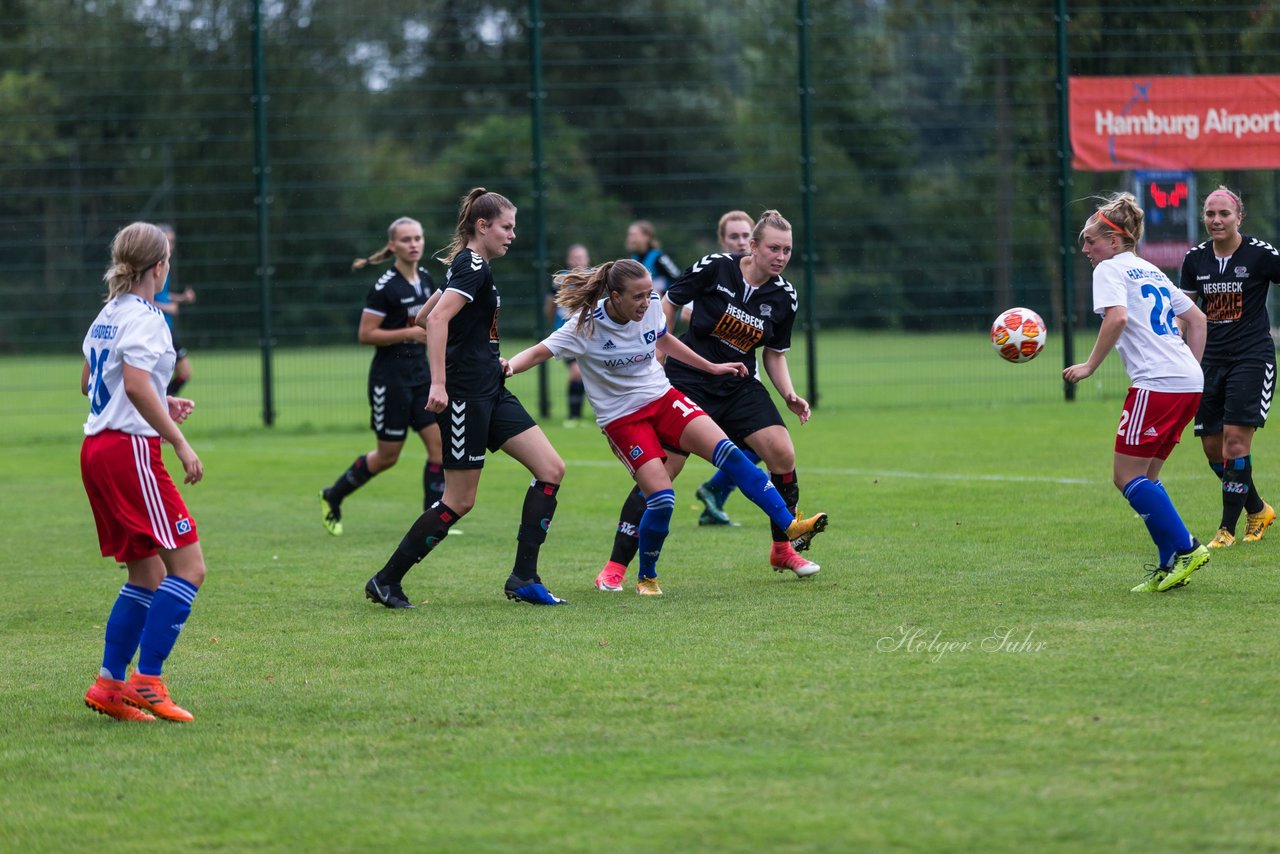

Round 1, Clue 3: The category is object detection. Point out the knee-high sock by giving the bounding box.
[1150,480,1176,567]
[712,439,793,531]
[1221,457,1252,532]
[378,501,459,584]
[423,462,445,512]
[137,576,198,677]
[1242,455,1265,514]
[101,583,153,681]
[610,486,645,567]
[512,480,559,580]
[637,489,675,580]
[327,454,377,506]
[703,447,761,501]
[1124,476,1194,564]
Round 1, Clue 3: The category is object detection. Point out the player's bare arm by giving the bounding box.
[1063,305,1127,383]
[656,333,745,377]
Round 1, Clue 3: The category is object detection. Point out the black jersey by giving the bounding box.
[662,253,798,386]
[364,265,434,386]
[441,248,503,397]
[1180,235,1280,365]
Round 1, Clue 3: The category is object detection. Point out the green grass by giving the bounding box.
[2,338,1278,851]
[1,329,1132,439]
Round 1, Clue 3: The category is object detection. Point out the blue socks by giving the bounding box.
[137,576,199,677]
[712,439,793,531]
[1124,476,1194,567]
[101,583,153,681]
[703,447,762,501]
[637,489,675,580]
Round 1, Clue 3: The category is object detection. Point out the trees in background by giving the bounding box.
[1,1,1277,349]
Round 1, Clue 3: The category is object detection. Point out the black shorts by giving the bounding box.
[1194,360,1275,435]
[442,388,538,470]
[171,335,188,360]
[370,379,437,442]
[669,375,785,449]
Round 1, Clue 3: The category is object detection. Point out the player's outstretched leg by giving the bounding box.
[696,446,760,526]
[709,439,828,551]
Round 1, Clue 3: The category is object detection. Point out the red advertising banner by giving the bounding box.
[1070,75,1280,171]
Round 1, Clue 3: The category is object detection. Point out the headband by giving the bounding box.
[1206,188,1243,210]
[1096,212,1133,240]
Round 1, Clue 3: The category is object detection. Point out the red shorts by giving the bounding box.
[81,430,199,563]
[1114,388,1201,460]
[602,388,708,475]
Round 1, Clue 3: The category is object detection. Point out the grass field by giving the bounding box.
[2,337,1279,851]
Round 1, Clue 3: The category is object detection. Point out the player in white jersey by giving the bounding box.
[505,259,828,595]
[1064,192,1210,592]
[80,222,207,723]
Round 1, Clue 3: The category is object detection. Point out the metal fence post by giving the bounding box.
[797,0,819,408]
[1056,0,1075,401]
[251,0,275,426]
[529,0,550,419]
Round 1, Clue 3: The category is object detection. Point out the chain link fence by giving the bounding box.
[3,1,1279,436]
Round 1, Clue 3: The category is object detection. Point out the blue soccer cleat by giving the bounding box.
[504,574,567,605]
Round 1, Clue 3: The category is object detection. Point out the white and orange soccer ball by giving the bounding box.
[990,307,1046,363]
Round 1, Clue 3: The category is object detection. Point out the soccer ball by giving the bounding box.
[990,307,1046,363]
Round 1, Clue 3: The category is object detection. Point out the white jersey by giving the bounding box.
[542,295,670,426]
[82,294,175,436]
[1092,252,1203,393]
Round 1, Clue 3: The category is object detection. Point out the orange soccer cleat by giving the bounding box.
[123,673,194,723]
[85,676,155,722]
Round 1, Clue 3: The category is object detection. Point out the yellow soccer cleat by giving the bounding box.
[1244,502,1276,543]
[320,490,343,536]
[1157,543,1210,592]
[636,577,663,596]
[1207,527,1235,549]
[786,512,828,552]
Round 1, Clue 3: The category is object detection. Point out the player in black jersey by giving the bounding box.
[319,218,447,537]
[1181,186,1280,548]
[364,189,567,609]
[595,210,826,592]
[626,219,682,295]
[691,210,767,526]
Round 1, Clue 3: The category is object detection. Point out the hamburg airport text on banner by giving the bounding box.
[1069,75,1280,171]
